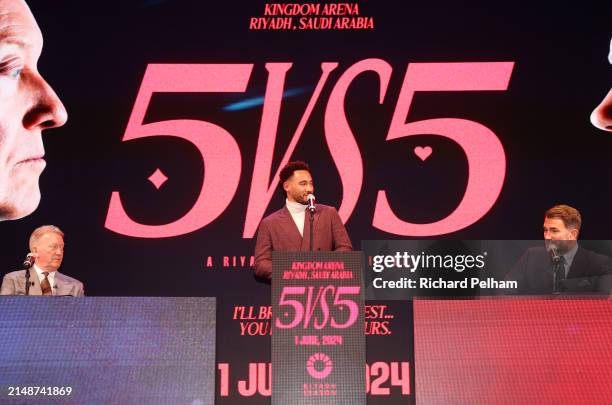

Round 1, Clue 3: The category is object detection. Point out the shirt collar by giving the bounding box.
[33,264,56,279]
[286,198,308,214]
[33,264,44,276]
[562,243,578,267]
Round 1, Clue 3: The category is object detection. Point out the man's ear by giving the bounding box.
[569,228,579,240]
[282,181,289,192]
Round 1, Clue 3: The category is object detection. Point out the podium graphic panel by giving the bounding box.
[272,251,366,405]
[414,299,612,403]
[0,297,216,405]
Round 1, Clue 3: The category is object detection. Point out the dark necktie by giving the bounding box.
[553,256,566,293]
[41,272,52,296]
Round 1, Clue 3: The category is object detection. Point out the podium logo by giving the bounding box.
[306,352,333,379]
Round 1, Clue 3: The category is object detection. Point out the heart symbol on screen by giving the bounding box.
[414,146,432,161]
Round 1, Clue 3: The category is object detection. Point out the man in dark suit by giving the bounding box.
[1,225,84,296]
[253,161,352,279]
[507,205,612,294]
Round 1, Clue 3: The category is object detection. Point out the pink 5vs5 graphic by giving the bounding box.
[105,61,513,238]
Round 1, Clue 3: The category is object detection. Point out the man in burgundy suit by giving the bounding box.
[253,161,353,279]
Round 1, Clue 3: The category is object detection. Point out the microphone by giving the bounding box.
[22,253,36,268]
[548,246,561,263]
[306,194,316,213]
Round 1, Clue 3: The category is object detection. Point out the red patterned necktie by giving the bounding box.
[41,272,52,296]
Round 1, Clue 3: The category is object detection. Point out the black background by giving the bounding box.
[0,0,608,296]
[1,2,611,402]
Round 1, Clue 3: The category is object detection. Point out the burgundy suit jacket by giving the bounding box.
[253,204,353,279]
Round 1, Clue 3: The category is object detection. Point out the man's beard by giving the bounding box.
[292,192,308,205]
[545,239,572,255]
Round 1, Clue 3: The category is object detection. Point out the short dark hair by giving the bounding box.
[279,161,310,184]
[544,204,582,231]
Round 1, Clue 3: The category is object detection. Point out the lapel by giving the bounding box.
[53,272,63,295]
[299,209,320,251]
[54,272,73,296]
[25,269,43,295]
[567,247,585,278]
[279,207,304,250]
[529,249,553,290]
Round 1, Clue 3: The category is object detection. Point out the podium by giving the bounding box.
[272,251,366,405]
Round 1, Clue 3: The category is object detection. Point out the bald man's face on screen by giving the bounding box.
[590,37,612,132]
[0,0,67,221]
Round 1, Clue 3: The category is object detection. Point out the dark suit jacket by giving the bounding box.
[0,269,85,296]
[253,204,353,279]
[506,246,612,295]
